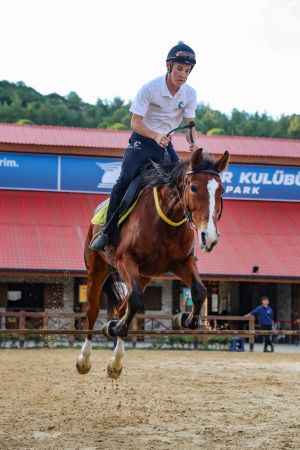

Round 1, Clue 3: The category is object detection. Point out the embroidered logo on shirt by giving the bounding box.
[178,101,184,109]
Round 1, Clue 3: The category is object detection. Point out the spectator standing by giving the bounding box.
[245,296,274,352]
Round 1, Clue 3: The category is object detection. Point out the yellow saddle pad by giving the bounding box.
[91,196,140,227]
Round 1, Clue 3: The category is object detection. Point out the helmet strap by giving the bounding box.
[167,63,173,74]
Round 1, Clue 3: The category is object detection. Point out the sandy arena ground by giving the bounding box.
[1,349,300,450]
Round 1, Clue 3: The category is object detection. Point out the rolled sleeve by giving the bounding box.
[250,306,260,316]
[183,89,197,119]
[130,85,151,117]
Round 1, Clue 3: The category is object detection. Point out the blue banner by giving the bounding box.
[60,155,120,193]
[0,152,57,191]
[1,151,300,201]
[221,164,300,201]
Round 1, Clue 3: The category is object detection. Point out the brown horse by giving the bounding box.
[76,148,229,378]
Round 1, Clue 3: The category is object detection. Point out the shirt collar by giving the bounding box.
[161,75,183,98]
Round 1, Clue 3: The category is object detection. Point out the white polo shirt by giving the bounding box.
[130,76,197,135]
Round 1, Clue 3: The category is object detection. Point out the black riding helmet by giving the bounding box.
[166,41,196,70]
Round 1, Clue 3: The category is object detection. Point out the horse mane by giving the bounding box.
[142,152,216,188]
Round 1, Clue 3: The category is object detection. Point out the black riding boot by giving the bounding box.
[90,187,123,251]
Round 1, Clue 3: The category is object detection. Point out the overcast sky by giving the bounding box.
[1,0,299,117]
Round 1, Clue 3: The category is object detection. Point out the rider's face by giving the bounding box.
[168,63,192,87]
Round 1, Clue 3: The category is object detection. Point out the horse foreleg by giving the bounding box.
[173,256,207,330]
[76,252,109,374]
[107,337,125,379]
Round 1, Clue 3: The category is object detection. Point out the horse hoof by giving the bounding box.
[76,357,91,375]
[173,313,189,330]
[102,320,119,338]
[107,363,123,380]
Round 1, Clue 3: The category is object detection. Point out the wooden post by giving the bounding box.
[0,311,4,330]
[131,316,138,349]
[249,316,255,352]
[43,312,49,348]
[19,310,26,348]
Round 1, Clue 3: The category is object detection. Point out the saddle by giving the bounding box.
[92,174,144,227]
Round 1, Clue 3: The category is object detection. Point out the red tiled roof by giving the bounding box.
[0,122,300,159]
[198,200,300,278]
[0,191,102,271]
[1,191,300,278]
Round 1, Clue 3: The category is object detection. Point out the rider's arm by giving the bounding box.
[131,114,169,148]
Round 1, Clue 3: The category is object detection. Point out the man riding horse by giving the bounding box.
[76,43,229,378]
[90,41,198,251]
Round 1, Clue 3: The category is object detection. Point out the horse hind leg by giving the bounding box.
[76,252,109,374]
[105,271,150,380]
[102,274,127,380]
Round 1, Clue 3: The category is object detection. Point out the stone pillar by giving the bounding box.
[62,279,74,312]
[161,280,172,314]
[277,284,292,329]
[164,280,172,329]
[46,279,74,331]
[44,284,64,309]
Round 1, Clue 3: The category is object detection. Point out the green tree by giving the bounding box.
[207,128,226,136]
[0,80,299,140]
[16,118,34,125]
[287,115,300,138]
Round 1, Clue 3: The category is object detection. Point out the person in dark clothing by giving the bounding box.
[246,296,274,352]
[90,42,198,251]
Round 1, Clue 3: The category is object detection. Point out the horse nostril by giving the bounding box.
[201,232,206,246]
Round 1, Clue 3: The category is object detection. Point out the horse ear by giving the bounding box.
[215,151,230,173]
[191,148,203,169]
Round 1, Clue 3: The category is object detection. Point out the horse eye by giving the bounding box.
[191,185,197,193]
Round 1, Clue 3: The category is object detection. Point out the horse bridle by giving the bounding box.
[166,122,224,224]
[181,168,224,226]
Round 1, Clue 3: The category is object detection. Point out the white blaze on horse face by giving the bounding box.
[198,178,219,252]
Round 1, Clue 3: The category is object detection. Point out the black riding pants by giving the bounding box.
[105,133,179,236]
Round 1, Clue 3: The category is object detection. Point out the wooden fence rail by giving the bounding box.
[0,310,260,351]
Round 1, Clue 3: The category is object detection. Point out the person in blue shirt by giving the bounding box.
[246,296,274,352]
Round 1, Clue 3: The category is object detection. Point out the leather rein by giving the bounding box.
[154,122,224,227]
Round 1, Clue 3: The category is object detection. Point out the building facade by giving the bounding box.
[0,123,300,329]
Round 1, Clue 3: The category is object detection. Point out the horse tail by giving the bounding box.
[103,273,128,318]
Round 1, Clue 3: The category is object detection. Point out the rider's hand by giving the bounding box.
[154,134,170,148]
[189,144,199,152]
